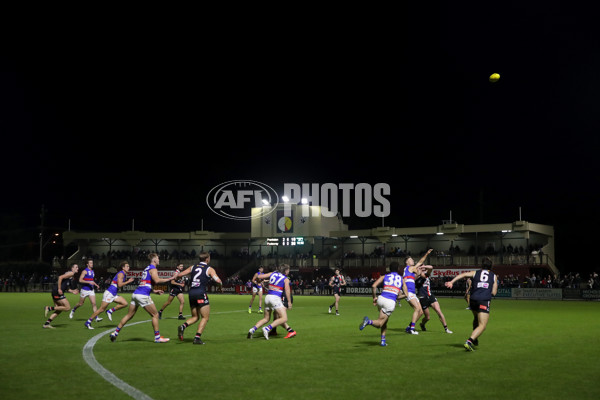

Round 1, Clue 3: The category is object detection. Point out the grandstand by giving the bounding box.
[61,204,556,283]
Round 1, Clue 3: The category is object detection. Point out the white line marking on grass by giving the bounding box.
[82,310,246,400]
[82,320,154,400]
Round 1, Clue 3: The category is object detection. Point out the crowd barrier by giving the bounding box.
[201,285,600,300]
[12,283,599,300]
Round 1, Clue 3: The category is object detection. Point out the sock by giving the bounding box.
[155,331,160,340]
[468,337,474,343]
[195,333,202,339]
[72,307,77,312]
[265,324,272,332]
[107,308,114,314]
[286,327,294,332]
[381,335,386,344]
[115,327,121,334]
[44,319,51,325]
[444,325,448,329]
[250,326,257,333]
[86,318,92,324]
[182,322,189,329]
[49,307,55,311]
[367,319,373,325]
[410,322,416,330]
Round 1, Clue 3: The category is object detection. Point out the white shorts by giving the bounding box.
[377,296,397,316]
[252,287,263,294]
[264,294,284,310]
[405,292,417,302]
[80,289,95,298]
[102,291,121,303]
[131,293,154,308]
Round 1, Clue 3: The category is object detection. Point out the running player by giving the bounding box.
[84,260,134,329]
[402,249,433,334]
[328,268,347,315]
[158,263,186,320]
[43,263,80,329]
[415,265,452,333]
[248,266,265,313]
[69,258,101,321]
[445,257,498,351]
[247,264,292,340]
[177,252,223,345]
[359,261,408,346]
[109,253,179,343]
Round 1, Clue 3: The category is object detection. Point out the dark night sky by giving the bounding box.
[1,3,599,272]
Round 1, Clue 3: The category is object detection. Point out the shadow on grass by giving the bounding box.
[118,337,156,342]
[355,340,394,347]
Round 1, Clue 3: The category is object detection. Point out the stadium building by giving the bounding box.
[61,204,556,285]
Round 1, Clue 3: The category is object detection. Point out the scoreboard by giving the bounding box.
[266,237,305,246]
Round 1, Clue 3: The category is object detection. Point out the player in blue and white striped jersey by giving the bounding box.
[359,262,408,346]
[402,249,433,334]
[247,264,292,340]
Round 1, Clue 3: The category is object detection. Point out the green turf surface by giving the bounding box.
[1,292,599,400]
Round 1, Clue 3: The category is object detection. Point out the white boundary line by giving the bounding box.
[82,310,247,399]
[82,320,154,400]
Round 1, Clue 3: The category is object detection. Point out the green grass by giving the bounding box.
[1,292,599,400]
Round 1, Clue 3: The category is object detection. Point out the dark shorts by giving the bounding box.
[51,288,66,301]
[469,299,491,313]
[418,294,437,310]
[282,293,294,308]
[333,287,341,296]
[169,287,183,297]
[188,291,209,308]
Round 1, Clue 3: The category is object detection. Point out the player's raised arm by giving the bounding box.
[415,249,433,268]
[445,271,476,288]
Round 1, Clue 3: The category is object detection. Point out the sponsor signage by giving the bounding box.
[511,288,562,299]
[431,269,476,278]
[343,287,382,295]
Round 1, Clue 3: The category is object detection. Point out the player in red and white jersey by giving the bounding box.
[109,253,179,343]
[402,249,432,334]
[247,264,292,340]
[359,261,408,346]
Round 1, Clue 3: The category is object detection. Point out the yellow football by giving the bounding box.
[489,73,500,82]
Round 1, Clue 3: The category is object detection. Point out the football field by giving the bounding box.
[1,292,599,400]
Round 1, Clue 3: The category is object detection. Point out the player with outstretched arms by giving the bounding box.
[445,257,498,351]
[402,249,433,334]
[177,252,222,345]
